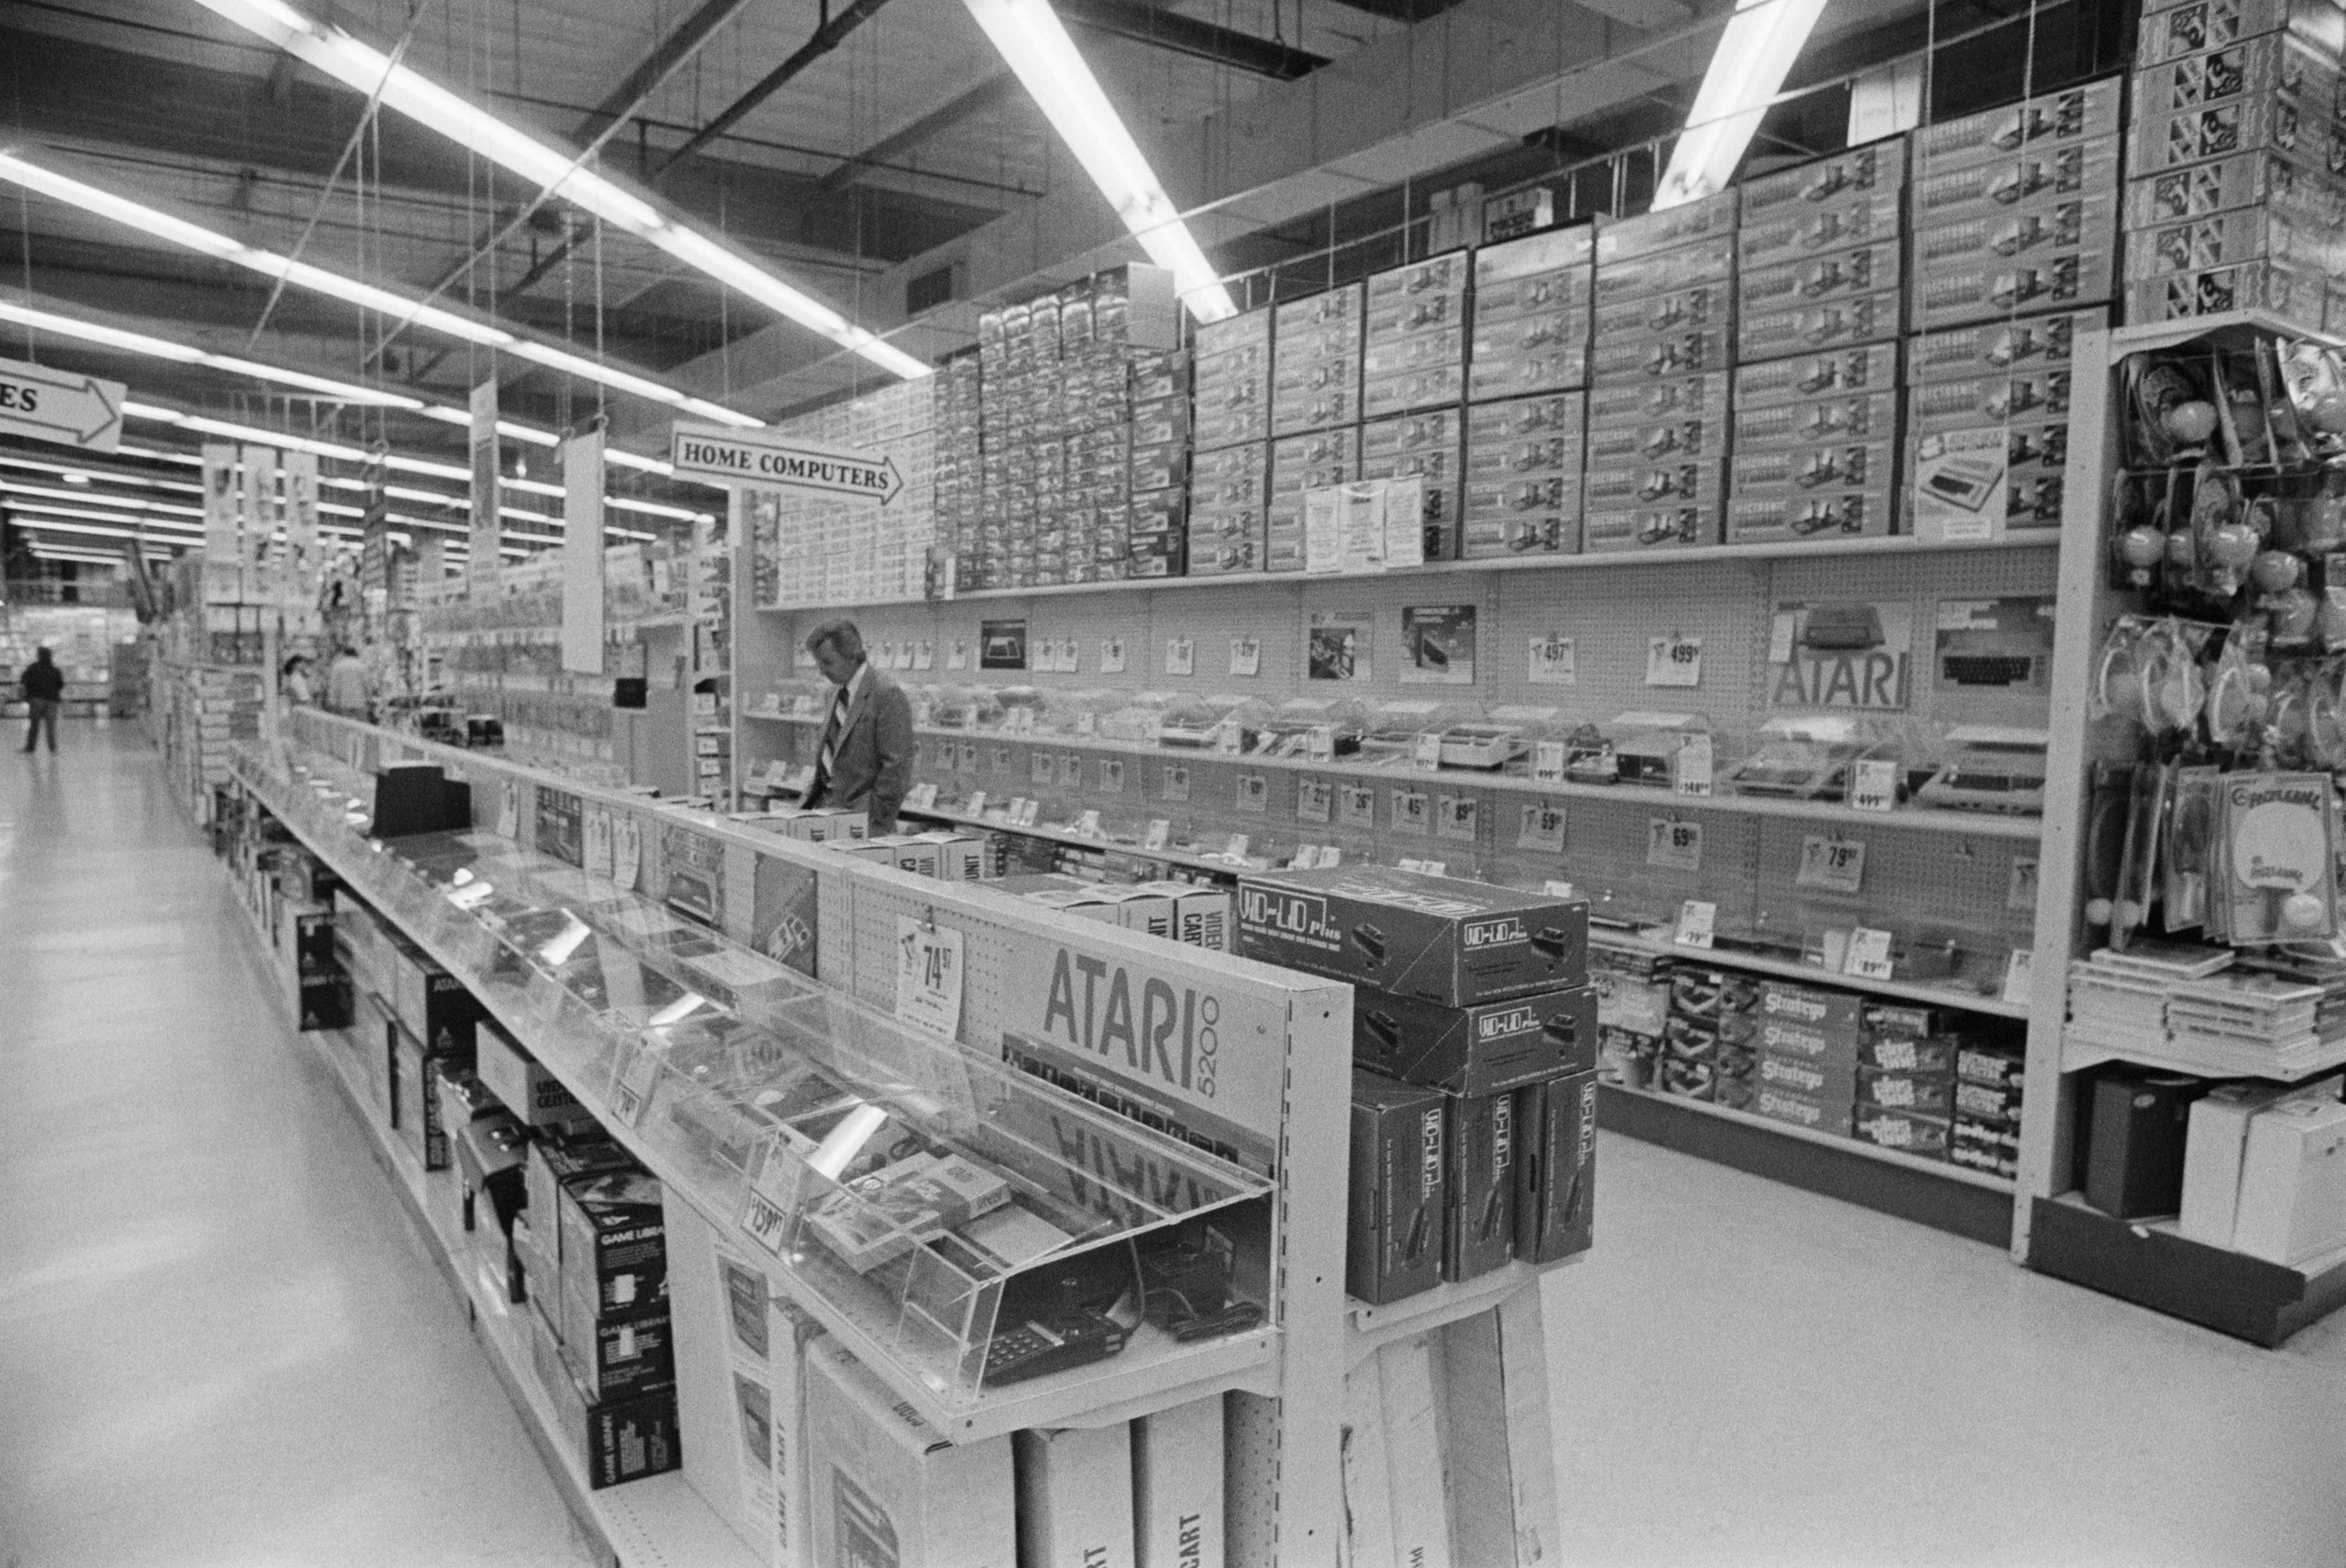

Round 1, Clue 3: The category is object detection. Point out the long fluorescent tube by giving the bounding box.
[0,478,202,516]
[188,0,930,380]
[1653,0,1830,210]
[0,152,762,433]
[0,298,424,408]
[959,0,1235,322]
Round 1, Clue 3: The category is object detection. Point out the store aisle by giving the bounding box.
[0,727,595,1568]
[1546,1134,2346,1567]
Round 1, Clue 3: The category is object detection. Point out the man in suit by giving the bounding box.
[802,618,915,833]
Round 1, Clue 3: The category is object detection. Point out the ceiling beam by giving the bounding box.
[655,0,899,173]
[815,75,1022,195]
[1058,0,1329,79]
[570,0,764,145]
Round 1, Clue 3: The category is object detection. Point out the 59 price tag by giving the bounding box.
[1796,835,1866,894]
[1646,817,1703,872]
[1518,801,1567,853]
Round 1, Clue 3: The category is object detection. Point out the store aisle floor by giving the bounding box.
[0,726,596,1568]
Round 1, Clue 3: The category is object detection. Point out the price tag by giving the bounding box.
[608,1040,664,1129]
[1307,726,1336,762]
[1398,858,1430,874]
[1391,789,1431,835]
[1163,765,1190,802]
[1143,819,1171,851]
[1767,612,1797,664]
[1075,809,1103,837]
[1292,845,1322,869]
[736,1149,798,1259]
[2002,947,2036,1006]
[613,815,642,892]
[1099,759,1125,794]
[1646,635,1703,687]
[1236,774,1269,813]
[1031,752,1055,785]
[1058,755,1084,787]
[2007,856,2039,913]
[1413,732,1444,772]
[1165,636,1194,676]
[1320,846,1344,868]
[1532,740,1567,785]
[1338,784,1376,828]
[906,782,941,811]
[1016,799,1041,827]
[1674,900,1717,949]
[497,779,519,838]
[1796,834,1866,894]
[1437,794,1479,842]
[1673,733,1714,797]
[1848,758,1898,813]
[1518,802,1567,853]
[1543,879,1576,899]
[1101,638,1127,674]
[1005,796,1029,822]
[1224,834,1252,860]
[583,806,614,879]
[1230,636,1261,677]
[1419,860,1448,877]
[1529,635,1577,685]
[1844,927,1895,981]
[1646,817,1703,872]
[1297,779,1333,824]
[1076,711,1096,737]
[1217,722,1243,755]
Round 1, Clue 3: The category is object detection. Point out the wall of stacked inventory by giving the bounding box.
[746,379,939,605]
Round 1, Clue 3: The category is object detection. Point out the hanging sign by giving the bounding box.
[671,423,903,504]
[0,355,123,451]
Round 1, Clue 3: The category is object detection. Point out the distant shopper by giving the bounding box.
[281,654,315,706]
[801,618,913,834]
[325,646,369,718]
[20,647,63,754]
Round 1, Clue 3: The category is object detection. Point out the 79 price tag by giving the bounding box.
[1647,817,1703,872]
[1796,835,1866,894]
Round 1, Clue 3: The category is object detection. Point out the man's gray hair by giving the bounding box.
[803,619,865,660]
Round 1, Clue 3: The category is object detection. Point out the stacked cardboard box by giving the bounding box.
[1128,348,1191,580]
[1745,979,1863,1135]
[1268,283,1365,573]
[1361,253,1470,561]
[1233,866,1594,1299]
[1657,966,1761,1110]
[1188,307,1274,576]
[1847,1002,1960,1159]
[1728,138,1908,545]
[1591,941,1671,1089]
[1906,307,2099,542]
[2126,3,2346,332]
[936,351,983,591]
[1584,193,1737,550]
[1952,1034,2027,1177]
[1462,226,1592,559]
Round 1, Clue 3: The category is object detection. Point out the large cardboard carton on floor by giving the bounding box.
[1014,1425,1135,1568]
[804,1337,1015,1568]
[1133,1397,1224,1568]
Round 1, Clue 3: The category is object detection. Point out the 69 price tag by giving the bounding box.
[1646,817,1704,872]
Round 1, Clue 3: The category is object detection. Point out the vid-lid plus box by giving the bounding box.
[1513,1070,1598,1264]
[1349,1070,1448,1304]
[1237,867,1586,1006]
[1443,1090,1517,1282]
[1355,984,1598,1096]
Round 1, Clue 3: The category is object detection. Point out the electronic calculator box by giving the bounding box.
[805,1337,1017,1568]
[1737,187,1904,269]
[1587,370,1729,428]
[1355,984,1597,1097]
[1512,1070,1598,1265]
[1739,288,1902,360]
[1738,134,1908,224]
[1582,503,1718,551]
[1594,190,1739,265]
[1587,416,1697,468]
[1238,866,1587,1005]
[1733,388,1899,449]
[1443,1088,1518,1282]
[1912,75,2122,174]
[1349,1070,1448,1304]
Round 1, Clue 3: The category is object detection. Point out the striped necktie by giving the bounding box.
[816,683,850,788]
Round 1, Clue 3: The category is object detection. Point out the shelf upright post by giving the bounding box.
[2013,323,2120,1258]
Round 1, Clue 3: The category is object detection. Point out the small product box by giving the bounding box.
[1738,240,1903,317]
[1750,1083,1855,1136]
[1237,866,1587,1005]
[1512,1069,1598,1264]
[1581,504,1718,551]
[2125,147,2346,231]
[558,1170,670,1310]
[476,1022,595,1129]
[558,1292,676,1401]
[1733,389,1900,449]
[1588,326,1732,382]
[1587,370,1730,428]
[1855,1066,1956,1115]
[1594,191,1739,267]
[1851,1102,1952,1159]
[1014,1425,1136,1568]
[1443,1090,1518,1282]
[2233,1097,2346,1263]
[1755,1051,1857,1105]
[529,1308,682,1490]
[1728,487,1893,544]
[1861,1033,1960,1076]
[1740,289,1903,359]
[390,941,485,1055]
[525,1132,638,1279]
[1913,138,2124,229]
[1952,1116,2022,1179]
[1353,984,1598,1095]
[1348,1070,1449,1304]
[1913,76,2123,174]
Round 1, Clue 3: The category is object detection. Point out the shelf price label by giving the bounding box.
[2002,947,2036,1006]
[1164,636,1195,676]
[1338,784,1377,828]
[1297,778,1333,824]
[1225,833,1252,861]
[1532,740,1567,785]
[1412,732,1444,772]
[1529,634,1577,685]
[905,782,941,811]
[1796,835,1866,895]
[1518,801,1567,853]
[1016,799,1042,827]
[736,1145,800,1260]
[1674,900,1717,949]
[1391,789,1432,835]
[895,916,965,1042]
[1844,927,1895,982]
[1099,759,1125,794]
[1031,752,1055,786]
[963,790,987,818]
[1075,809,1103,837]
[613,815,642,892]
[1646,635,1702,688]
[1059,754,1084,787]
[1647,817,1703,872]
[1163,765,1191,802]
[1543,878,1576,899]
[1437,794,1479,843]
[1005,796,1029,823]
[1218,721,1243,756]
[1848,758,1898,813]
[1143,818,1171,851]
[1673,733,1714,797]
[608,1040,665,1129]
[1320,846,1345,868]
[1307,726,1336,762]
[1236,774,1269,813]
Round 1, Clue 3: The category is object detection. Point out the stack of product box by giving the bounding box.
[1848,1002,1962,1158]
[1907,78,2122,538]
[1658,966,1762,1109]
[1728,138,1907,545]
[975,304,1021,586]
[1360,252,1471,560]
[1063,274,1139,585]
[1952,1033,2027,1177]
[1591,941,1671,1088]
[1749,979,1863,1133]
[2125,1,2346,334]
[1128,344,1191,579]
[996,871,1233,948]
[936,351,982,591]
[1268,281,1365,573]
[1230,866,1594,1303]
[517,1126,683,1488]
[1584,193,1738,550]
[1461,226,1592,558]
[1188,307,1274,576]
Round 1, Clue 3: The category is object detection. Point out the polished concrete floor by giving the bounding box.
[4,725,2344,1567]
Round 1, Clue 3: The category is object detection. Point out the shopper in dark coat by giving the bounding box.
[20,646,63,753]
[801,618,915,834]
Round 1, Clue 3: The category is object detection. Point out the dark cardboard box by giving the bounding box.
[390,941,486,1056]
[558,1171,669,1306]
[528,1306,683,1490]
[1443,1090,1517,1282]
[372,762,472,840]
[296,971,352,1032]
[1855,1066,1955,1115]
[1348,1070,1448,1304]
[1513,1070,1597,1264]
[1238,867,1586,1005]
[2084,1068,2204,1219]
[290,908,338,977]
[1851,1102,1952,1159]
[526,1133,638,1265]
[1355,984,1597,1095]
[558,1284,676,1399]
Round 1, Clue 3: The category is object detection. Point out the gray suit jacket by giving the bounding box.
[807,663,915,832]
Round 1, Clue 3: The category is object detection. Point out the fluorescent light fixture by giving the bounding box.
[0,478,201,516]
[188,0,928,380]
[0,453,202,494]
[0,298,423,408]
[959,0,1235,322]
[0,499,202,532]
[1653,0,1830,210]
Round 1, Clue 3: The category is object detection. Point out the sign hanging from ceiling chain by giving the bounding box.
[671,422,901,504]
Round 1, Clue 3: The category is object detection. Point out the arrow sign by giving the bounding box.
[0,355,125,453]
[671,422,901,504]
